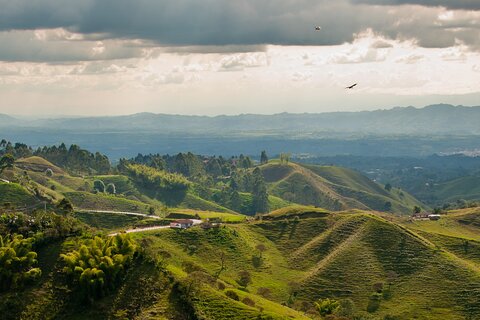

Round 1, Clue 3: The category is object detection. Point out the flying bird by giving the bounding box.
[315,26,322,31]
[345,83,358,89]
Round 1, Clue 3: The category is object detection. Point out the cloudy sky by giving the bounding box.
[0,0,479,116]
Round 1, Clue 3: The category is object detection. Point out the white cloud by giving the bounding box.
[218,53,270,72]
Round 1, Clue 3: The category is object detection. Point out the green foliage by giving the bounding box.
[237,270,252,287]
[225,290,240,301]
[105,183,116,195]
[385,183,392,192]
[34,143,111,174]
[57,197,74,215]
[93,179,106,193]
[45,168,53,177]
[279,153,291,165]
[0,211,84,241]
[0,154,15,173]
[315,298,340,317]
[0,234,41,291]
[61,234,137,302]
[126,163,191,205]
[260,151,268,164]
[252,167,269,214]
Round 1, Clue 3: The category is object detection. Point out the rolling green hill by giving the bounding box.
[261,162,426,215]
[429,174,480,204]
[2,203,479,319]
[0,182,38,208]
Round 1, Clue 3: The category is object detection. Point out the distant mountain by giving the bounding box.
[4,104,479,135]
[0,114,18,126]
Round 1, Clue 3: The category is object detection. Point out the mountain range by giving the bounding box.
[2,104,480,135]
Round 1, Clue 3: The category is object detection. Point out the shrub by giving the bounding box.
[61,234,137,302]
[242,297,255,307]
[257,287,272,298]
[45,168,53,177]
[105,183,116,195]
[237,270,252,287]
[225,290,240,301]
[0,234,42,291]
[93,180,105,193]
[315,298,340,317]
[367,293,382,313]
[217,280,226,290]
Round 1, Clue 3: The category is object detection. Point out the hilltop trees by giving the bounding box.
[279,153,291,165]
[260,150,268,164]
[0,154,14,174]
[252,167,269,213]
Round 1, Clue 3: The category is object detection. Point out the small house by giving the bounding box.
[428,214,441,221]
[170,219,194,229]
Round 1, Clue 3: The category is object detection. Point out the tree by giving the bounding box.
[215,251,227,278]
[45,168,54,177]
[0,154,14,174]
[57,198,74,215]
[279,153,291,165]
[93,180,105,193]
[237,270,251,287]
[0,234,42,291]
[105,183,116,194]
[252,167,269,214]
[260,150,268,164]
[148,206,156,215]
[315,298,340,317]
[256,243,267,258]
[61,234,137,302]
[385,183,392,192]
[384,201,392,211]
[413,206,421,214]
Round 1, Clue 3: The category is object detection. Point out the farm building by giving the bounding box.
[170,219,194,229]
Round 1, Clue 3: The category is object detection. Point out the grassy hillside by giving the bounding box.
[65,191,156,214]
[15,156,64,174]
[0,182,38,208]
[430,174,480,203]
[2,205,479,319]
[261,162,426,215]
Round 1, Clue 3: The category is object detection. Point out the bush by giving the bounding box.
[315,298,340,317]
[225,290,240,301]
[367,293,382,313]
[93,180,105,193]
[217,280,226,290]
[0,234,42,291]
[45,168,53,177]
[61,234,137,302]
[257,287,271,298]
[242,297,255,307]
[105,183,116,195]
[237,270,252,287]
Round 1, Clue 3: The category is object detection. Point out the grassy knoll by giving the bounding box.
[261,162,426,215]
[0,182,38,207]
[65,191,155,214]
[167,208,246,223]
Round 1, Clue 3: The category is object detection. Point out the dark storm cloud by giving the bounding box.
[350,0,480,11]
[0,0,478,62]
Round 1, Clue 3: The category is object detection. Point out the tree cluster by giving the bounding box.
[61,234,137,303]
[0,234,42,291]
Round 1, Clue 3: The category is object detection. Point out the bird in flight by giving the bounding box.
[315,26,322,31]
[345,83,358,89]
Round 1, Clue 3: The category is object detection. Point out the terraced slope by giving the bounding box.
[261,162,426,214]
[252,208,480,319]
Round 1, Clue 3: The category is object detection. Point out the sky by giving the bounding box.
[0,0,479,116]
